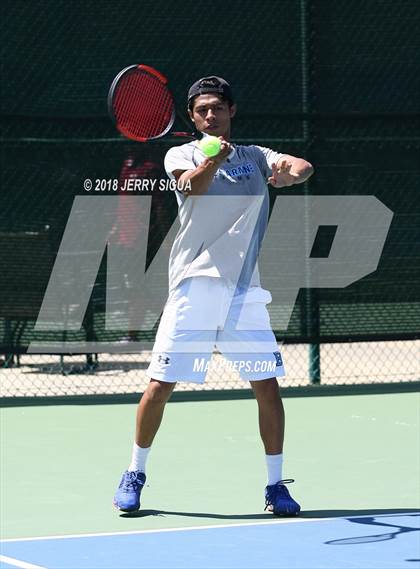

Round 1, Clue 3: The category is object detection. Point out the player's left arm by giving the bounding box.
[268,154,314,188]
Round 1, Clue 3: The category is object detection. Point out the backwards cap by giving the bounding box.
[187,76,234,106]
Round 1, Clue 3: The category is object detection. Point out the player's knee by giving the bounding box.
[251,377,280,402]
[145,380,175,404]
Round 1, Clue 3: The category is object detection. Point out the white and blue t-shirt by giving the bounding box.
[164,138,283,293]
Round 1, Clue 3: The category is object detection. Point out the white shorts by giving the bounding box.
[147,276,285,383]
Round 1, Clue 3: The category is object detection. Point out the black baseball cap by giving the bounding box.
[187,76,234,107]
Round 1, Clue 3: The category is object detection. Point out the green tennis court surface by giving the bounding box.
[1,392,419,568]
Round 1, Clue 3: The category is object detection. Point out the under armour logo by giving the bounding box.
[273,351,283,367]
[158,355,171,365]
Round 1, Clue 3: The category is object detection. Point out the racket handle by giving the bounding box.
[172,132,195,138]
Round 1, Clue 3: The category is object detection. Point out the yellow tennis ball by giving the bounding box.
[199,136,221,157]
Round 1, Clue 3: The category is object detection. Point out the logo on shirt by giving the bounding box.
[157,355,171,365]
[224,163,255,178]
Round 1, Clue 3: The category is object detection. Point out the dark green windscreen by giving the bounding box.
[1,0,419,350]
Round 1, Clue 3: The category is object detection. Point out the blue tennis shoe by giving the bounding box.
[264,479,301,516]
[113,470,146,512]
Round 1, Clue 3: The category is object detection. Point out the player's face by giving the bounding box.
[189,94,236,139]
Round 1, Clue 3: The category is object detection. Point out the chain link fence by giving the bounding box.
[1,340,419,399]
[1,0,419,400]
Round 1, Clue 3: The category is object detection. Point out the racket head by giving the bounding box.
[108,64,176,142]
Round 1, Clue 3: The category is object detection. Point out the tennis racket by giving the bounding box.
[108,64,195,142]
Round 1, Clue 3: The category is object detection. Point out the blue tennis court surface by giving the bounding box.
[1,513,419,569]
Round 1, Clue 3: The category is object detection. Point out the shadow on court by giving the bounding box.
[120,507,419,520]
[324,513,420,546]
[120,510,272,520]
[301,508,420,518]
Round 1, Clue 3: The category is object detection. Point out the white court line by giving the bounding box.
[0,555,47,569]
[0,517,317,544]
[1,511,418,544]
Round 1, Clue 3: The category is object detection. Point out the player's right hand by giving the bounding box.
[207,137,232,164]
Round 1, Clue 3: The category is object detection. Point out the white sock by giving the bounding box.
[128,443,151,473]
[265,453,283,486]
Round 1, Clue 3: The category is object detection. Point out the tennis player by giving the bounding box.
[114,76,314,516]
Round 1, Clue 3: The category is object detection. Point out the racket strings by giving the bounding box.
[117,73,169,136]
[114,71,174,139]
